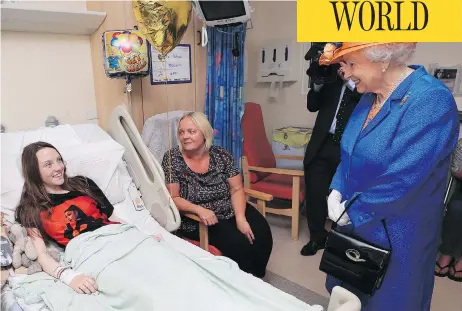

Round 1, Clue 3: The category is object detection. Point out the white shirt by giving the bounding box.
[329,83,348,134]
[324,79,356,134]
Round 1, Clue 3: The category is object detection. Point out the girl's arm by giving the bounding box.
[28,229,60,276]
[28,229,98,294]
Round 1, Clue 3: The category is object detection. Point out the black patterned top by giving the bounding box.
[451,138,462,173]
[161,146,240,232]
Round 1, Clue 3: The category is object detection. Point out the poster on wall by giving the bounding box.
[428,63,462,96]
[150,44,192,85]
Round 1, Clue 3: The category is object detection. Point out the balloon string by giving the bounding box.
[125,77,132,116]
[162,57,173,196]
[193,31,197,112]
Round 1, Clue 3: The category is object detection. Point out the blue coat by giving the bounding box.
[326,65,460,311]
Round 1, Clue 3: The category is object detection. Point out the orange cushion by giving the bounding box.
[183,238,223,256]
[242,103,276,182]
[251,173,305,202]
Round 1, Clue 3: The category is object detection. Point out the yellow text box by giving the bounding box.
[297,0,462,42]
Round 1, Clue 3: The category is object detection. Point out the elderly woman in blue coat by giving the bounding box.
[319,42,459,311]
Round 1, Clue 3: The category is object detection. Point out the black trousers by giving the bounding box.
[304,135,341,244]
[440,186,462,259]
[180,204,273,278]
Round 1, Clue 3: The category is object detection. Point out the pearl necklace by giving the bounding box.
[374,68,412,108]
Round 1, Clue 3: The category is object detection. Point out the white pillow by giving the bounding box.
[62,139,125,203]
[1,127,127,223]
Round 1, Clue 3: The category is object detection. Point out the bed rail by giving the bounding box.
[107,104,181,232]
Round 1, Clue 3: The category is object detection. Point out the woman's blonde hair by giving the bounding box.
[177,112,214,151]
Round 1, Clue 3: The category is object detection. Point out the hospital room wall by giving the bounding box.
[244,1,462,142]
[0,30,98,132]
[86,1,206,133]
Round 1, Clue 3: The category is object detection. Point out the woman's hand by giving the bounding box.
[69,274,98,294]
[28,231,98,295]
[327,189,342,206]
[236,217,255,244]
[330,201,350,226]
[327,189,342,222]
[327,190,350,226]
[196,208,218,226]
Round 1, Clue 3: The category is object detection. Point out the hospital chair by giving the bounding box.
[182,188,272,254]
[109,105,274,254]
[242,102,304,240]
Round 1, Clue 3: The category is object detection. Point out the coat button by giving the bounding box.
[358,216,364,222]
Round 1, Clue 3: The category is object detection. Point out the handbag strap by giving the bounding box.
[381,219,392,251]
[335,195,392,251]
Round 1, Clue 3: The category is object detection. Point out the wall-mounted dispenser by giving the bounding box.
[257,39,300,83]
[257,39,301,101]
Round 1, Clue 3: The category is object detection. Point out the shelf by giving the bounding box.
[1,6,106,35]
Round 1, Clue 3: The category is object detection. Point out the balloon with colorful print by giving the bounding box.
[102,29,150,79]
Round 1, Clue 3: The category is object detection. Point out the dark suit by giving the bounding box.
[303,78,361,244]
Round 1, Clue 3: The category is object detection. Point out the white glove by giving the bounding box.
[327,189,342,205]
[327,190,351,226]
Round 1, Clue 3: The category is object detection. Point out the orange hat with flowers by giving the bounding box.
[319,42,388,66]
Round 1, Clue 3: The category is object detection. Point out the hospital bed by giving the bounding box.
[0,104,361,311]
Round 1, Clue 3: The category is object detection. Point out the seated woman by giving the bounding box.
[435,138,462,282]
[161,112,273,278]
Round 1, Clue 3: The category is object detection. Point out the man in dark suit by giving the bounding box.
[300,65,362,256]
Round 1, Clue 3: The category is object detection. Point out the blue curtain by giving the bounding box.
[204,24,246,169]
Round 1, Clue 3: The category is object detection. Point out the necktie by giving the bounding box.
[333,87,353,144]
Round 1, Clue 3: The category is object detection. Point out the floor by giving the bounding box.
[265,214,462,311]
[263,270,329,308]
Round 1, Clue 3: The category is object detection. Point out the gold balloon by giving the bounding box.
[133,0,192,58]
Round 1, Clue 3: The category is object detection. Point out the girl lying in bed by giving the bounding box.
[15,141,160,295]
[12,142,312,311]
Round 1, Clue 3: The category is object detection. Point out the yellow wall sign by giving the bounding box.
[297,0,462,42]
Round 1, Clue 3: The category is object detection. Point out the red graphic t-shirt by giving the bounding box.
[41,177,117,247]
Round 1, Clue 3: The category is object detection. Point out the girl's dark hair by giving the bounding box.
[15,141,97,243]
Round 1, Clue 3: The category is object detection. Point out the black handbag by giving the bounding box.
[319,196,392,296]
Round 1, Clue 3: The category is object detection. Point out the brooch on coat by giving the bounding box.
[400,92,411,107]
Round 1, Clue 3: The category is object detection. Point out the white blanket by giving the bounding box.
[12,224,315,311]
